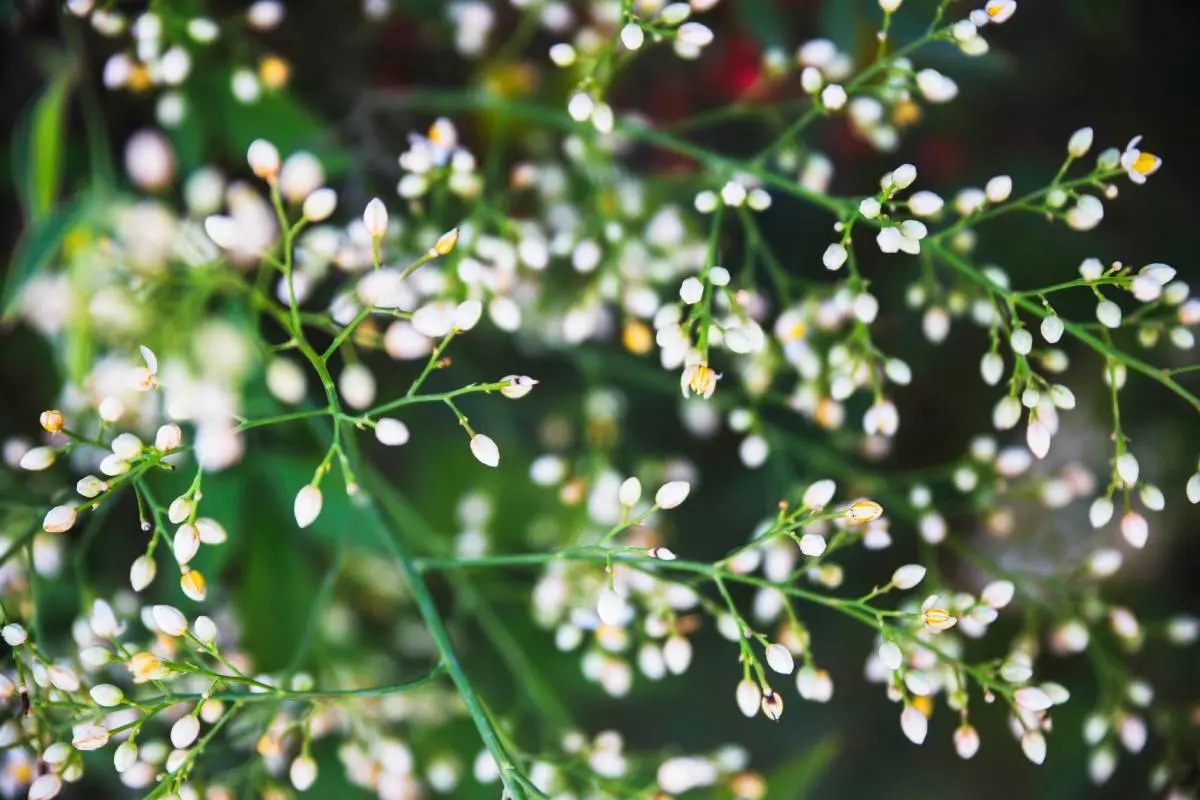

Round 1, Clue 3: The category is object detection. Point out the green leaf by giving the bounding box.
[737,0,789,49]
[1,195,87,320]
[12,70,74,221]
[764,733,841,800]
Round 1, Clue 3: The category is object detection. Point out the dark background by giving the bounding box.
[1,1,1198,798]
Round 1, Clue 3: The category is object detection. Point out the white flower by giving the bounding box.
[1040,314,1064,343]
[1115,452,1139,486]
[890,163,917,190]
[796,666,833,702]
[294,484,323,528]
[820,84,847,111]
[155,423,183,451]
[1089,496,1114,528]
[1068,127,1094,158]
[802,479,836,510]
[679,277,704,304]
[302,187,337,222]
[152,605,188,637]
[130,555,157,591]
[954,725,981,759]
[915,68,957,103]
[1014,687,1054,711]
[172,524,200,565]
[73,723,110,751]
[891,564,926,590]
[663,635,693,674]
[1020,730,1047,765]
[981,580,1015,608]
[760,690,784,720]
[878,641,903,671]
[736,679,762,717]
[375,418,410,446]
[171,715,200,749]
[43,505,77,533]
[985,175,1013,203]
[290,755,318,791]
[363,197,388,238]
[798,533,825,556]
[1121,512,1148,549]
[500,375,538,399]
[676,22,713,47]
[567,92,595,122]
[28,775,62,800]
[194,615,218,644]
[858,197,882,219]
[900,706,928,744]
[908,190,944,217]
[20,446,56,471]
[247,139,280,180]
[619,477,642,507]
[1,623,27,646]
[1027,418,1051,459]
[980,352,1004,385]
[655,481,690,509]
[984,0,1017,24]
[1120,135,1161,184]
[470,434,500,467]
[822,242,848,270]
[548,43,576,67]
[764,643,795,675]
[620,23,644,50]
[1096,299,1122,328]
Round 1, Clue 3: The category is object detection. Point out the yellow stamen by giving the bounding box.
[623,321,653,354]
[1131,152,1159,175]
[258,55,290,90]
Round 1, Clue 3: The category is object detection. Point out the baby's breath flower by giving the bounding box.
[1120,136,1162,184]
[820,84,847,111]
[900,705,928,744]
[171,715,201,749]
[291,755,318,791]
[822,242,848,270]
[20,446,56,471]
[655,480,691,509]
[43,505,77,533]
[128,651,167,683]
[620,22,644,51]
[984,0,1018,23]
[1068,126,1094,158]
[362,197,388,239]
[302,187,337,222]
[76,472,105,496]
[374,418,410,446]
[1,623,27,646]
[760,689,784,721]
[764,643,795,675]
[681,361,719,399]
[180,568,207,601]
[152,604,188,636]
[500,375,538,399]
[90,684,124,707]
[922,606,957,632]
[39,409,64,433]
[130,554,156,591]
[891,564,926,590]
[294,484,323,528]
[619,477,642,507]
[736,679,762,718]
[846,500,884,523]
[247,139,280,181]
[470,434,500,467]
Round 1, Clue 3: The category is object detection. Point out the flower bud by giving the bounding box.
[43,505,77,533]
[20,446,56,471]
[846,500,883,523]
[173,524,200,565]
[760,689,784,721]
[39,410,64,433]
[290,755,318,791]
[655,481,690,509]
[736,679,762,717]
[891,564,926,589]
[618,477,642,506]
[247,139,280,180]
[470,434,500,467]
[900,705,927,744]
[620,22,644,50]
[90,684,124,707]
[155,423,183,451]
[302,187,337,222]
[764,643,795,675]
[433,227,459,256]
[194,615,218,643]
[294,484,323,528]
[181,569,207,601]
[363,198,388,238]
[375,418,410,446]
[170,714,200,749]
[130,555,157,591]
[954,724,980,759]
[500,375,538,399]
[152,605,188,637]
[114,741,138,773]
[1068,127,1094,158]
